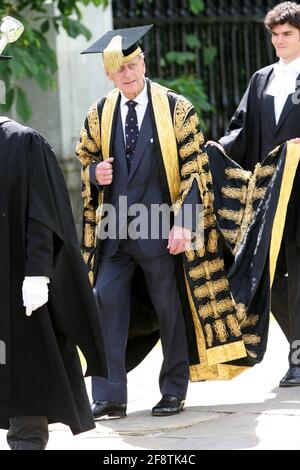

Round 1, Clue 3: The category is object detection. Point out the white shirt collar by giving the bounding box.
[278,56,300,74]
[120,81,148,108]
[266,57,300,97]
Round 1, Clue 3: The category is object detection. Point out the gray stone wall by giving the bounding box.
[15,2,113,238]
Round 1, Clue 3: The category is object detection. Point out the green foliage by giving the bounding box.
[158,76,213,132]
[189,0,205,14]
[156,1,215,131]
[166,51,196,66]
[204,46,217,66]
[0,0,108,121]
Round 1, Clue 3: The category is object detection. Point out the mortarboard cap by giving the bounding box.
[81,24,153,73]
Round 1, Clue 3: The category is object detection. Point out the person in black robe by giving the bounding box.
[208,1,300,387]
[0,47,107,449]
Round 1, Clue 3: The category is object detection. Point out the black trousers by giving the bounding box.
[92,240,189,403]
[7,416,49,450]
[271,235,300,366]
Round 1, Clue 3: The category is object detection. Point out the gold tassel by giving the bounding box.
[103,35,124,73]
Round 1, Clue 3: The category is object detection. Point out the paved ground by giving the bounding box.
[1,319,300,450]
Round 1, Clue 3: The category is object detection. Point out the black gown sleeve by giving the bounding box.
[174,179,201,233]
[24,129,59,278]
[25,217,54,278]
[219,78,253,167]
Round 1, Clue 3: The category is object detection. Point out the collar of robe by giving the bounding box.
[266,58,300,97]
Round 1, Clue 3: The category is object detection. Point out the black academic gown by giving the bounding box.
[219,64,300,346]
[219,64,300,171]
[0,119,107,434]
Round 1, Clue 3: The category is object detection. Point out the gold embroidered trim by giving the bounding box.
[256,165,275,179]
[233,164,259,254]
[189,363,250,382]
[180,141,203,160]
[83,223,96,247]
[87,102,101,148]
[194,278,229,300]
[270,143,300,286]
[199,151,209,166]
[205,324,213,348]
[200,169,213,184]
[214,319,228,343]
[225,168,251,182]
[253,187,267,201]
[189,258,224,280]
[101,88,120,160]
[82,166,92,209]
[208,229,218,253]
[184,273,208,366]
[173,95,194,135]
[222,229,238,244]
[181,160,199,178]
[218,208,244,225]
[221,186,247,204]
[185,250,196,263]
[76,128,100,166]
[172,174,195,215]
[204,214,216,229]
[200,298,234,320]
[236,303,247,323]
[151,82,181,204]
[245,349,258,359]
[242,334,261,345]
[196,246,205,257]
[241,315,259,328]
[206,340,247,366]
[84,209,97,223]
[226,314,241,338]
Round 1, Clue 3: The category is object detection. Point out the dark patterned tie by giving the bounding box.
[125,100,139,171]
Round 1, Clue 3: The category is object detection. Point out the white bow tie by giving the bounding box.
[266,63,300,97]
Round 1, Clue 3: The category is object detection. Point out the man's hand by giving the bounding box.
[95,157,114,185]
[22,276,50,317]
[289,138,300,144]
[206,140,225,152]
[168,226,192,255]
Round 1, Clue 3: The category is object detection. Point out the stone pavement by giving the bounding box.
[1,319,300,450]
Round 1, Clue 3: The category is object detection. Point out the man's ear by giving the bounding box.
[141,56,146,75]
[105,67,112,81]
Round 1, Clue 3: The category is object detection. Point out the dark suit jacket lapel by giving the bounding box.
[128,105,153,183]
[276,72,300,133]
[262,92,276,135]
[261,69,276,134]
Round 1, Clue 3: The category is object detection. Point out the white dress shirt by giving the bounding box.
[120,81,149,143]
[266,56,300,124]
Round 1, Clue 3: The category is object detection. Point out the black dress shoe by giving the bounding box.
[91,400,127,419]
[280,367,300,387]
[152,395,185,416]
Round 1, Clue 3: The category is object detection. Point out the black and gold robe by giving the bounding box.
[76,79,300,382]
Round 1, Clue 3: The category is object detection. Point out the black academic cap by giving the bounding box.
[81,24,153,73]
[0,55,12,60]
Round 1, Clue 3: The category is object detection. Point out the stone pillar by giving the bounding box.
[17,2,113,233]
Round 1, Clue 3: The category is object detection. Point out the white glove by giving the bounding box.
[22,276,50,317]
